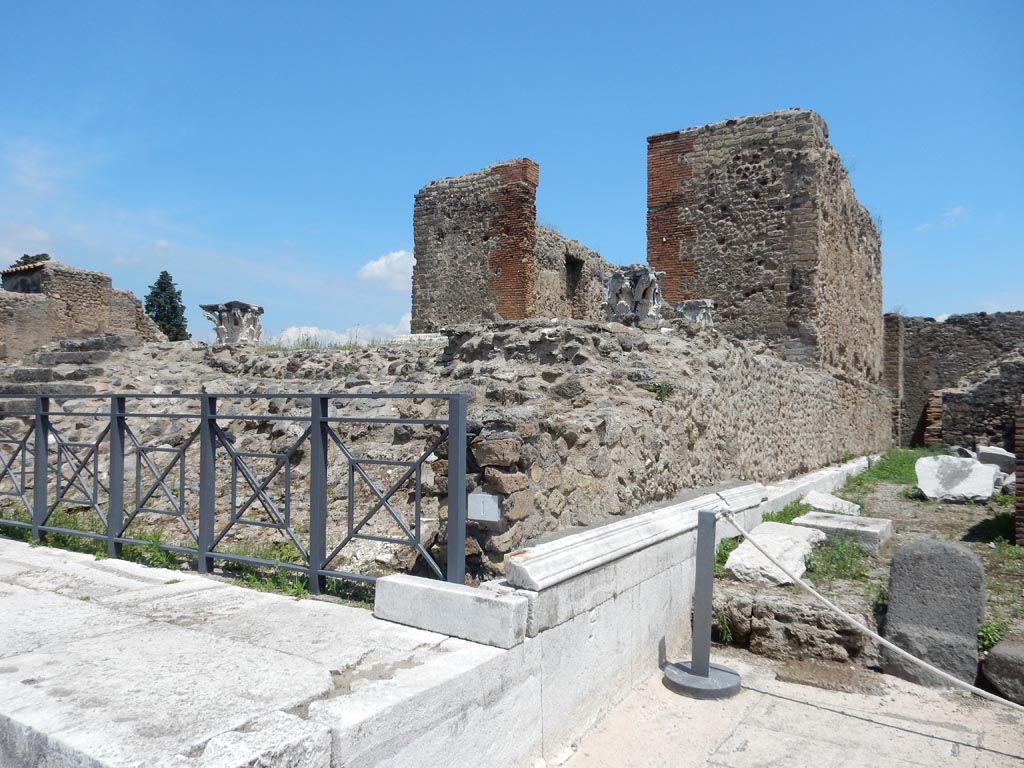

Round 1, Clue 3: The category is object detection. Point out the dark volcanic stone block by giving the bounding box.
[881,539,983,686]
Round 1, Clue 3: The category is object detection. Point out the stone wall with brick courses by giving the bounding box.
[411,159,540,333]
[646,109,882,383]
[533,226,613,323]
[900,312,1024,446]
[882,313,905,444]
[928,352,1024,451]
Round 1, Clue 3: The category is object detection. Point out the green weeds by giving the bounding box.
[806,537,867,584]
[762,501,810,525]
[715,536,740,578]
[978,620,1008,651]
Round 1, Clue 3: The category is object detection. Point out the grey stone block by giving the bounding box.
[791,511,892,554]
[977,446,1016,475]
[982,639,1024,705]
[881,540,983,686]
[374,574,528,648]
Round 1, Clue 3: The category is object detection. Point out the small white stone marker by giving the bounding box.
[803,489,861,516]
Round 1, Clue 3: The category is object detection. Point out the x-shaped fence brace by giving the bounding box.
[0,393,469,590]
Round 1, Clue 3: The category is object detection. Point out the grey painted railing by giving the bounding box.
[0,393,468,590]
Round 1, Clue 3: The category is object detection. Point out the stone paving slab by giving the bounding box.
[791,510,894,554]
[0,538,504,767]
[563,648,1024,768]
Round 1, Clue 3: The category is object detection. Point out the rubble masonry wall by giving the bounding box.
[895,312,1024,446]
[647,109,882,383]
[0,262,166,359]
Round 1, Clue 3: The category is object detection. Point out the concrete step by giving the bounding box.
[33,350,110,366]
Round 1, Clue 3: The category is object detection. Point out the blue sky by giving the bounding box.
[0,1,1020,341]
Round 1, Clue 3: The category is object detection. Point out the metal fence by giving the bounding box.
[0,392,468,591]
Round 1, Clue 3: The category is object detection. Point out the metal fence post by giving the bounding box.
[107,396,126,558]
[446,394,467,584]
[31,396,49,542]
[663,508,741,699]
[308,395,329,594]
[197,395,217,574]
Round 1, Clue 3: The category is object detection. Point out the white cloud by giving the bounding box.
[943,206,965,219]
[356,250,414,292]
[915,224,930,232]
[934,314,950,322]
[155,239,170,250]
[272,313,411,347]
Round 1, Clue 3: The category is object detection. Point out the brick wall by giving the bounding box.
[882,313,905,443]
[411,159,609,332]
[646,109,883,383]
[899,312,1024,446]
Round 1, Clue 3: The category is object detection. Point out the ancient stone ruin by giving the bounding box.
[201,300,265,345]
[606,265,665,327]
[882,311,1024,450]
[0,259,164,359]
[410,158,614,333]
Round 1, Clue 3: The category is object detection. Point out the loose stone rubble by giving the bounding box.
[791,511,892,555]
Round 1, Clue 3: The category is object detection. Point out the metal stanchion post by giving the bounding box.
[663,508,741,699]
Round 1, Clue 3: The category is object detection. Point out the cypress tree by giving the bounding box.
[144,271,190,341]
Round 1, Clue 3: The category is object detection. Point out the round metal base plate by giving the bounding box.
[663,661,742,700]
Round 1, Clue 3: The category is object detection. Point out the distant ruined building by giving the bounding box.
[411,108,883,384]
[0,260,165,359]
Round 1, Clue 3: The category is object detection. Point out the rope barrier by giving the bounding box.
[721,510,1024,715]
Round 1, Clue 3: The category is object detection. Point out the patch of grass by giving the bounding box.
[991,540,1024,577]
[978,620,1008,651]
[646,381,675,402]
[897,486,928,502]
[715,536,740,578]
[123,530,181,570]
[867,578,889,613]
[806,537,867,584]
[43,506,107,557]
[840,447,939,500]
[715,610,734,643]
[0,504,33,543]
[992,491,1015,507]
[762,501,810,525]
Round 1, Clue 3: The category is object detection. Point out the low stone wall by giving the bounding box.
[373,458,870,765]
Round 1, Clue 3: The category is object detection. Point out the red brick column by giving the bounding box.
[646,132,695,305]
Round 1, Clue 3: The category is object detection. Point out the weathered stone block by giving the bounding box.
[803,489,861,516]
[977,446,1016,475]
[374,574,528,649]
[881,540,983,686]
[791,511,892,554]
[982,639,1024,705]
[724,522,825,586]
[915,456,998,502]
